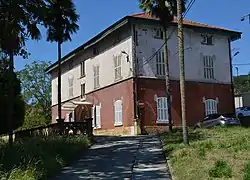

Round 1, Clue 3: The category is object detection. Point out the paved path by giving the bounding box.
[52,135,171,180]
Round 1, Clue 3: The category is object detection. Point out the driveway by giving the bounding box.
[52,135,171,180]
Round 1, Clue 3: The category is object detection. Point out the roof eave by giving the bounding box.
[45,16,130,74]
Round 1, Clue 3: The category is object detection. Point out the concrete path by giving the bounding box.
[52,135,171,180]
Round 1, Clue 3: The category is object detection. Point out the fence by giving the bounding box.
[4,118,93,142]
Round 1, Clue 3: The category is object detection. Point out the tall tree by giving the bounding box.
[0,0,43,146]
[43,0,79,122]
[139,0,186,132]
[177,0,188,145]
[0,56,25,134]
[17,61,52,121]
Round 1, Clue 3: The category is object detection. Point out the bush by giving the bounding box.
[244,162,250,180]
[0,135,91,179]
[209,160,232,178]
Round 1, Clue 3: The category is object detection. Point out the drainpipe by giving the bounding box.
[228,38,236,112]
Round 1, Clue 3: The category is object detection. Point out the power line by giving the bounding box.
[233,63,250,66]
[138,0,196,68]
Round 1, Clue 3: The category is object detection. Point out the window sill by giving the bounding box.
[80,95,86,101]
[114,77,123,82]
[156,120,169,124]
[93,126,101,130]
[114,123,123,127]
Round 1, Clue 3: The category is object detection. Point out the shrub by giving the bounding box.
[209,160,232,178]
[0,135,90,179]
[244,162,250,180]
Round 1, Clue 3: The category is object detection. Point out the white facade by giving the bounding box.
[51,25,133,106]
[136,24,231,84]
[51,20,234,106]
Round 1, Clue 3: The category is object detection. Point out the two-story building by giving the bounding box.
[46,13,241,135]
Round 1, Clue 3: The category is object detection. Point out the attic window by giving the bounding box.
[93,47,99,55]
[201,34,213,45]
[154,28,163,39]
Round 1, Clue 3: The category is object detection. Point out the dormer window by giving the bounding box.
[201,34,213,45]
[154,28,163,39]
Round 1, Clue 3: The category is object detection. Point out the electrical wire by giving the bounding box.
[138,0,196,68]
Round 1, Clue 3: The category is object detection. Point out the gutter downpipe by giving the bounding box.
[228,38,236,112]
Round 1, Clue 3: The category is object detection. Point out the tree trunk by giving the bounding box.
[7,53,14,147]
[57,42,62,123]
[177,0,189,145]
[162,27,173,132]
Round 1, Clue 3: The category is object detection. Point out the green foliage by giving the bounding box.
[209,160,232,178]
[0,59,25,134]
[0,135,90,180]
[244,162,250,180]
[42,0,80,43]
[234,74,250,94]
[17,61,52,123]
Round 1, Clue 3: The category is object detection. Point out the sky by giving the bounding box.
[15,0,250,76]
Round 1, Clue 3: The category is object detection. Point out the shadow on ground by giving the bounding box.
[52,135,171,180]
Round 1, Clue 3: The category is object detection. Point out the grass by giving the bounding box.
[0,135,91,180]
[161,127,250,180]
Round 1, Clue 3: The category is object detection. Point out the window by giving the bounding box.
[157,97,168,123]
[80,61,85,77]
[68,76,74,98]
[204,99,218,115]
[156,50,165,76]
[80,83,85,99]
[114,55,122,80]
[154,28,163,39]
[201,34,213,45]
[93,65,100,89]
[114,100,123,126]
[92,105,101,128]
[93,47,99,55]
[203,55,215,80]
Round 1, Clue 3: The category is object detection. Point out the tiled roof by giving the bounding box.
[131,12,234,32]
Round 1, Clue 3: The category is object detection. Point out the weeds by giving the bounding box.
[0,135,90,179]
[209,160,232,178]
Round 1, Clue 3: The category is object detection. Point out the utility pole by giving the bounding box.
[177,0,189,145]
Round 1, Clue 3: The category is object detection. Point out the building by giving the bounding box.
[46,13,241,135]
[235,93,250,108]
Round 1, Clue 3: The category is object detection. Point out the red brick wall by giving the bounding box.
[86,79,134,130]
[137,78,234,128]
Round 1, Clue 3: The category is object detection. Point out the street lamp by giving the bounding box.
[233,51,240,58]
[241,14,250,23]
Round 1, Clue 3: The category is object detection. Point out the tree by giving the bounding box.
[139,0,186,132]
[0,0,44,146]
[17,61,52,126]
[0,57,25,134]
[234,75,250,95]
[177,0,188,145]
[42,0,79,122]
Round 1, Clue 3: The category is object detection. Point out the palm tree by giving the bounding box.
[42,0,79,124]
[177,0,188,145]
[0,0,43,146]
[139,0,186,132]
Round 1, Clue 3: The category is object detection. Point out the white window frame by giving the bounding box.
[114,55,122,80]
[80,61,85,77]
[156,97,169,123]
[92,105,101,129]
[68,76,74,98]
[114,100,123,126]
[156,50,165,76]
[93,65,100,89]
[203,55,215,80]
[204,98,218,115]
[80,83,86,100]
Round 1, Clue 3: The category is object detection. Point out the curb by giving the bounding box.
[158,135,176,180]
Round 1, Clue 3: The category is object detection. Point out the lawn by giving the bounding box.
[161,127,250,180]
[0,135,91,180]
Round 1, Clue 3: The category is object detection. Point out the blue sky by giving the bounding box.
[15,0,250,76]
